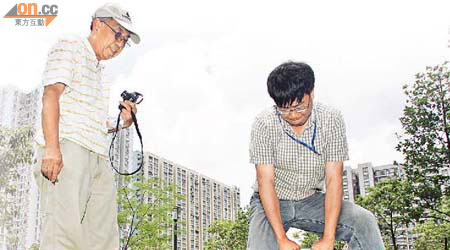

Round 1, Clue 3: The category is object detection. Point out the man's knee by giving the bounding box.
[353,206,379,232]
[247,207,278,249]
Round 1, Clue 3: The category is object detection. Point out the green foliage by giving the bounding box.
[0,126,35,184]
[355,178,415,250]
[117,175,185,250]
[28,243,40,250]
[414,197,450,250]
[396,62,450,223]
[292,231,300,240]
[414,219,450,250]
[301,232,320,248]
[0,126,35,249]
[204,209,249,250]
[334,241,347,250]
[300,231,347,249]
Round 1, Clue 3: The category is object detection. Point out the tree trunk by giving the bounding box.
[389,225,398,250]
[389,212,398,250]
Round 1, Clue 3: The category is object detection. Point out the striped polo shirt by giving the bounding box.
[35,34,110,156]
[249,102,349,200]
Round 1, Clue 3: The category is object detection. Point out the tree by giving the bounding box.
[414,219,450,250]
[204,209,249,250]
[0,125,35,186]
[0,126,35,249]
[396,61,450,223]
[117,175,185,250]
[355,178,416,250]
[413,196,450,250]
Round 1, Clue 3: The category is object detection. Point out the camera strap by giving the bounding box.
[109,110,144,175]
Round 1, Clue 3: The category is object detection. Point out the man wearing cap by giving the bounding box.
[34,3,140,249]
[247,62,385,250]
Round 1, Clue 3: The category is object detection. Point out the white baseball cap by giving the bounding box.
[93,3,140,44]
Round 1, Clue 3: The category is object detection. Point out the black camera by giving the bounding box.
[119,90,143,110]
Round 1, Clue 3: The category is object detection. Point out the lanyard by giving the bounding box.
[277,114,321,155]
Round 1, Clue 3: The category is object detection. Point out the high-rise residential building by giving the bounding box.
[0,86,41,130]
[373,164,404,183]
[347,162,414,250]
[344,162,404,202]
[140,152,241,250]
[0,86,42,250]
[0,86,20,127]
[108,116,134,187]
[342,165,356,202]
[355,162,375,197]
[439,164,450,191]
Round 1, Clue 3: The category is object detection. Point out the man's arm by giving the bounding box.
[312,161,343,250]
[41,83,65,182]
[256,164,301,250]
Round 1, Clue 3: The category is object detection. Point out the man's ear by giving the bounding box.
[92,18,102,31]
[310,89,315,100]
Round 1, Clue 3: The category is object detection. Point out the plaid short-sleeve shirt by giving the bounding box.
[249,102,349,201]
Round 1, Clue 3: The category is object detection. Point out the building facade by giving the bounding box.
[342,165,357,202]
[0,86,42,250]
[342,162,415,250]
[0,86,41,130]
[141,152,241,250]
[108,116,135,187]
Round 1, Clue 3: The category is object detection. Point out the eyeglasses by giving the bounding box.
[276,99,311,115]
[276,97,312,115]
[101,20,130,48]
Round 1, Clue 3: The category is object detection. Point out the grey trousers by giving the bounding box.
[247,192,385,250]
[34,140,119,250]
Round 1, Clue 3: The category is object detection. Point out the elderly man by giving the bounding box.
[247,61,385,250]
[34,3,140,249]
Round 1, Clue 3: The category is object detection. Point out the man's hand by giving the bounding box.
[278,237,301,250]
[311,238,334,250]
[119,100,137,128]
[41,146,63,183]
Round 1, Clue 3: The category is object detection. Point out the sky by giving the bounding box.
[1,0,449,206]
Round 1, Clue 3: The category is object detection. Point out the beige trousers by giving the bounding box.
[34,139,119,250]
